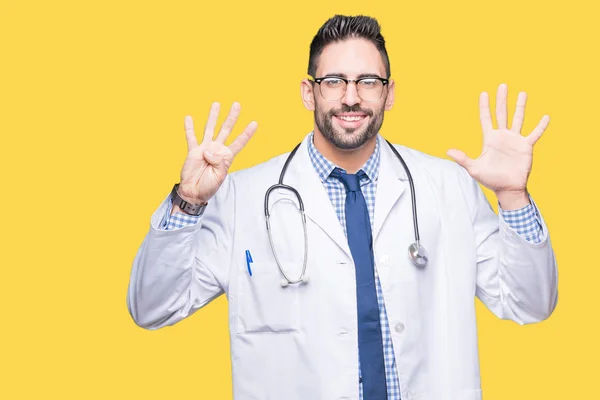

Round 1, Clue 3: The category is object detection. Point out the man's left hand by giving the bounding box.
[447,83,550,210]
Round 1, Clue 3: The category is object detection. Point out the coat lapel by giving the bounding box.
[372,136,408,242]
[275,135,352,258]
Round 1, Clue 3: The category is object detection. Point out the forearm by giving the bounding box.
[481,216,558,324]
[127,180,233,329]
[462,171,558,324]
[127,198,207,329]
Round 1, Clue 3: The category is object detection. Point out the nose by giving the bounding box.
[341,82,360,107]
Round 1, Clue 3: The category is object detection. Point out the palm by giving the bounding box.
[180,141,234,199]
[447,84,550,194]
[467,128,532,192]
[177,102,258,204]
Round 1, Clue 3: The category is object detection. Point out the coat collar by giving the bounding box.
[277,133,408,258]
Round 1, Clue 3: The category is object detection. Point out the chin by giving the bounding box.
[330,129,372,150]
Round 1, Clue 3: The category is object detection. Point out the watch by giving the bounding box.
[171,183,206,216]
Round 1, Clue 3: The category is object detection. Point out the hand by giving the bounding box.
[177,102,258,205]
[446,83,550,207]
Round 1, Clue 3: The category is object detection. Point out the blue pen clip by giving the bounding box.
[245,250,253,276]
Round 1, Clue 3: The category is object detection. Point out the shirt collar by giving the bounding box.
[307,131,381,183]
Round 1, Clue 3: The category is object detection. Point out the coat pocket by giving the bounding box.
[236,262,301,334]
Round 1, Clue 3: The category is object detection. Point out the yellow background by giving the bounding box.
[1,0,598,398]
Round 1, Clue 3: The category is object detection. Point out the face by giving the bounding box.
[302,38,395,150]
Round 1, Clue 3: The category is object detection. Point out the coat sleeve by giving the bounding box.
[459,169,559,325]
[126,175,236,330]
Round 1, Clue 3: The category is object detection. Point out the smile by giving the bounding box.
[337,115,365,121]
[333,113,368,128]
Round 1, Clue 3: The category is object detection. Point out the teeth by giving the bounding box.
[338,116,363,122]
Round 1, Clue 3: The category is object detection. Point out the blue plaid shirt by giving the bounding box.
[159,133,544,399]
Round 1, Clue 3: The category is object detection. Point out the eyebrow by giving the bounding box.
[323,72,384,79]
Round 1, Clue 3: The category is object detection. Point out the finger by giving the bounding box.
[203,102,220,143]
[496,83,508,130]
[511,92,527,133]
[184,116,198,151]
[479,92,493,134]
[446,149,475,173]
[215,102,241,144]
[526,115,550,145]
[229,121,258,156]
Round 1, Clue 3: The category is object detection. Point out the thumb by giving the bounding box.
[204,150,228,172]
[204,150,222,166]
[446,149,473,172]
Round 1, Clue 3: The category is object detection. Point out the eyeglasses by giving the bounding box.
[310,76,389,102]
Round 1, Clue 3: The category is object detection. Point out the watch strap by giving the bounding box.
[171,183,206,216]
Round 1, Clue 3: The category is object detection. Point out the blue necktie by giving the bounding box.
[330,167,388,400]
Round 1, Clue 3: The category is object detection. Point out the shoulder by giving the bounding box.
[229,150,291,181]
[205,150,292,210]
[218,149,294,200]
[385,140,468,181]
[384,140,482,208]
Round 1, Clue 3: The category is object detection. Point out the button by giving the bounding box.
[379,255,391,265]
[338,328,349,336]
[395,323,405,333]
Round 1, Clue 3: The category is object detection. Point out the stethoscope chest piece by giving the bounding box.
[280,275,309,287]
[408,242,428,268]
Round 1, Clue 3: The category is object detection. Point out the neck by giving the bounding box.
[313,130,377,174]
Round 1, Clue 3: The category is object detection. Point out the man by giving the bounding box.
[127,14,558,400]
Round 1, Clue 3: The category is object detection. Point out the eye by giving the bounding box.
[358,79,378,87]
[323,78,344,87]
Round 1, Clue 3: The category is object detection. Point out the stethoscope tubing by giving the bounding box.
[264,138,426,286]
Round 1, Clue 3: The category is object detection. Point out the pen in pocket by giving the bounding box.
[245,250,253,276]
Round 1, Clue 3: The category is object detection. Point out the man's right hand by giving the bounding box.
[175,102,258,211]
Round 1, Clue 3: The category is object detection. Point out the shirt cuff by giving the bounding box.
[158,196,204,230]
[498,196,544,244]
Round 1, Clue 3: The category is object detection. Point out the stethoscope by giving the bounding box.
[264,139,428,287]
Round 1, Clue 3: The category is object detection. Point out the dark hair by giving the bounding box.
[307,15,391,79]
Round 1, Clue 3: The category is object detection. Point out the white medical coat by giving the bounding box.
[127,133,558,400]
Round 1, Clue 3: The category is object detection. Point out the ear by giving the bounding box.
[301,78,316,111]
[384,79,395,111]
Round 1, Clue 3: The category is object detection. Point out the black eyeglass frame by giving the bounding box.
[308,76,390,102]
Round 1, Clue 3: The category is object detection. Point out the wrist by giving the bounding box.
[170,183,207,216]
[495,189,530,210]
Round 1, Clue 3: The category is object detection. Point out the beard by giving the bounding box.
[314,103,385,150]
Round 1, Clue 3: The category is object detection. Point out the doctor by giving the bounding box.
[127,14,558,400]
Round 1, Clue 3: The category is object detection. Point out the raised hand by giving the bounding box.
[177,102,258,206]
[446,83,550,209]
